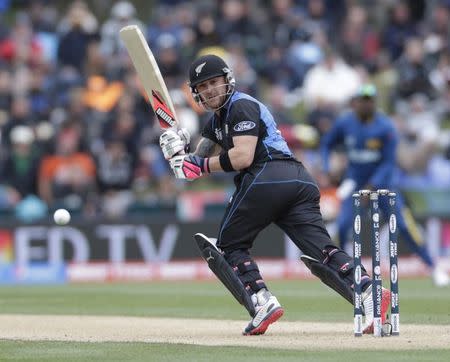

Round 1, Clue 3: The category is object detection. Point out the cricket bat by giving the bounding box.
[119,25,178,129]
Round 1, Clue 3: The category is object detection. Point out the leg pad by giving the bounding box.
[194,233,256,317]
[234,260,267,293]
[300,254,354,304]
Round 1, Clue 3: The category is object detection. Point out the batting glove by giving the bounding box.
[170,154,210,180]
[177,128,190,147]
[159,128,190,160]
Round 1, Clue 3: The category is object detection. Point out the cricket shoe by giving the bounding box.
[362,285,391,334]
[243,289,284,336]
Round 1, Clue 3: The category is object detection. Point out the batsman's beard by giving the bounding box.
[198,85,233,111]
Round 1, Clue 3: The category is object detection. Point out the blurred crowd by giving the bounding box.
[0,0,450,221]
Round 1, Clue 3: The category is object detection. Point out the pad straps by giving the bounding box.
[234,260,267,293]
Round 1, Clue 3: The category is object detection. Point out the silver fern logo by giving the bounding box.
[214,128,223,141]
[195,62,206,76]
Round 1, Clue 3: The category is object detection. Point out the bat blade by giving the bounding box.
[119,25,178,129]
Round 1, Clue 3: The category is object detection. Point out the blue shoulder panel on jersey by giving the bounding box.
[229,92,293,159]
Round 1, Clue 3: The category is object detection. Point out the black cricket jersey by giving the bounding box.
[200,92,337,272]
[199,93,356,301]
[201,91,293,169]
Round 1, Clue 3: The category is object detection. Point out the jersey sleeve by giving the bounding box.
[228,99,260,137]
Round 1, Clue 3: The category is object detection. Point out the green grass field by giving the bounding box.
[1,279,449,361]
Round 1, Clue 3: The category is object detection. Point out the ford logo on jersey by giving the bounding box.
[234,121,256,132]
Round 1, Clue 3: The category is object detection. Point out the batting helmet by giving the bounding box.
[188,54,235,108]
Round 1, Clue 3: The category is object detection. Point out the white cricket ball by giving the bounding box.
[53,208,71,225]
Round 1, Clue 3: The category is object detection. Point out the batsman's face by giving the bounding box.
[196,76,228,110]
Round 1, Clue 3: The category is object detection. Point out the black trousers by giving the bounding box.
[217,160,338,261]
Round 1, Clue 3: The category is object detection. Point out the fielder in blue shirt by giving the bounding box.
[321,84,449,286]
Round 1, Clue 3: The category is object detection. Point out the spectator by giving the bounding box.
[192,10,221,52]
[0,125,41,206]
[224,42,258,96]
[169,88,199,137]
[99,1,144,59]
[101,110,140,163]
[57,1,99,72]
[216,0,261,57]
[28,65,52,120]
[286,25,325,89]
[82,75,124,113]
[422,3,450,60]
[259,45,293,89]
[302,46,361,112]
[302,0,331,38]
[146,5,183,50]
[306,106,336,138]
[0,12,43,66]
[430,50,450,94]
[95,136,135,218]
[1,95,35,148]
[100,1,145,76]
[57,1,98,35]
[434,64,450,124]
[396,93,441,174]
[135,141,177,204]
[268,0,297,48]
[153,36,184,90]
[266,85,295,125]
[38,121,96,212]
[371,51,398,113]
[394,37,435,102]
[28,0,58,33]
[338,5,380,68]
[0,64,12,113]
[382,1,419,61]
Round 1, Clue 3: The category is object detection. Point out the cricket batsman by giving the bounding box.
[159,55,390,335]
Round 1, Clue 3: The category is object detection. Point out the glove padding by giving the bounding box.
[159,128,190,160]
[170,154,209,180]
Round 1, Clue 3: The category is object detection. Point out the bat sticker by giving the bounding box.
[152,90,176,128]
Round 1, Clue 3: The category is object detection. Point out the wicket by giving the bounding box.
[353,189,399,337]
